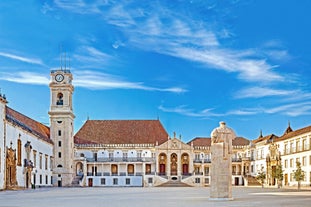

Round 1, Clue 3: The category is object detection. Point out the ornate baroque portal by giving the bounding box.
[6,146,17,189]
[170,153,178,176]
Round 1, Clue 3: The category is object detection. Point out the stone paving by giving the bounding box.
[0,186,311,207]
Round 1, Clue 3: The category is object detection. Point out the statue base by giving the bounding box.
[210,142,232,200]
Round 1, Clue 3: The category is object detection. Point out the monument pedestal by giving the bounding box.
[210,142,233,200]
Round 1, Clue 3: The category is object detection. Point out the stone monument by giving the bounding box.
[210,121,236,200]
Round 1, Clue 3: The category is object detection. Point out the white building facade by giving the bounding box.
[1,69,311,189]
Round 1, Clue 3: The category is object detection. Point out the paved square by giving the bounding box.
[0,187,311,207]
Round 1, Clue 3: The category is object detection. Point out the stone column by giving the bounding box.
[209,121,236,201]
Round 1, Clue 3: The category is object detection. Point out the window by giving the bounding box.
[33,151,37,167]
[40,175,42,184]
[56,93,63,105]
[46,175,48,184]
[58,152,61,158]
[17,139,22,166]
[58,141,61,147]
[302,156,307,166]
[113,178,118,185]
[39,153,42,169]
[205,178,209,184]
[195,178,200,183]
[302,139,307,151]
[204,167,209,175]
[50,157,53,170]
[58,130,62,136]
[101,178,106,185]
[194,166,200,174]
[195,154,200,160]
[290,142,294,153]
[94,153,97,162]
[296,140,300,152]
[290,159,294,168]
[296,158,300,166]
[126,178,130,185]
[148,178,153,184]
[284,160,288,168]
[45,155,48,170]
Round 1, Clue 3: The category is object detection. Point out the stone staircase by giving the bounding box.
[71,175,83,187]
[246,176,261,186]
[158,180,192,187]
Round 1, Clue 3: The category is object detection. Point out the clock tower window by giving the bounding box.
[56,93,63,105]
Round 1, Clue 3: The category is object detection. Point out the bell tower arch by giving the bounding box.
[48,69,75,186]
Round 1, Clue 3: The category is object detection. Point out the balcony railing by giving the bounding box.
[85,157,156,162]
[193,159,211,163]
[87,172,146,176]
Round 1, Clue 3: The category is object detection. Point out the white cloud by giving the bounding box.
[0,52,44,65]
[0,72,49,85]
[158,105,222,118]
[235,87,297,99]
[73,70,186,93]
[50,0,288,83]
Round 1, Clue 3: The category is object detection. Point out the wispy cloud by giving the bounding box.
[0,70,186,93]
[73,70,187,93]
[73,46,113,67]
[0,52,44,65]
[235,87,297,99]
[0,72,49,85]
[159,101,311,118]
[51,0,285,83]
[158,105,222,118]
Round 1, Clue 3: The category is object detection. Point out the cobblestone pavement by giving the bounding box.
[0,186,311,207]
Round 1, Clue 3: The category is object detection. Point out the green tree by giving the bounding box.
[274,164,283,188]
[256,168,266,188]
[293,161,305,190]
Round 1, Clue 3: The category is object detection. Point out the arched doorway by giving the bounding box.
[128,164,134,175]
[170,153,178,176]
[158,153,167,176]
[111,164,118,175]
[76,162,83,176]
[181,153,189,175]
[6,147,17,189]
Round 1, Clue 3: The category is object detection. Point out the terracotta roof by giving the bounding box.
[5,107,52,144]
[252,134,279,144]
[187,137,211,146]
[74,120,169,145]
[277,125,311,141]
[188,137,249,147]
[232,137,250,146]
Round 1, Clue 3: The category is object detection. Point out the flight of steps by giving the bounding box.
[246,176,261,186]
[71,175,83,187]
[158,180,191,187]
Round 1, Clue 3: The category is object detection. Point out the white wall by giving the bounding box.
[5,123,53,188]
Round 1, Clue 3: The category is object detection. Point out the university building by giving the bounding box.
[0,68,311,189]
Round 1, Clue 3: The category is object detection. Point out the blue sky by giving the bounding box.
[1,0,311,142]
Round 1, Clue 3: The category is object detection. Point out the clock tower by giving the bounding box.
[48,69,75,187]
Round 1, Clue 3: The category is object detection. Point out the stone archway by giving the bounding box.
[76,162,83,176]
[158,153,167,176]
[170,153,178,176]
[181,153,189,175]
[6,147,17,189]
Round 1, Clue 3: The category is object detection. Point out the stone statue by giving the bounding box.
[211,121,236,160]
[210,121,236,200]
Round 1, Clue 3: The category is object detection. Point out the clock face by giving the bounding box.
[55,74,64,82]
